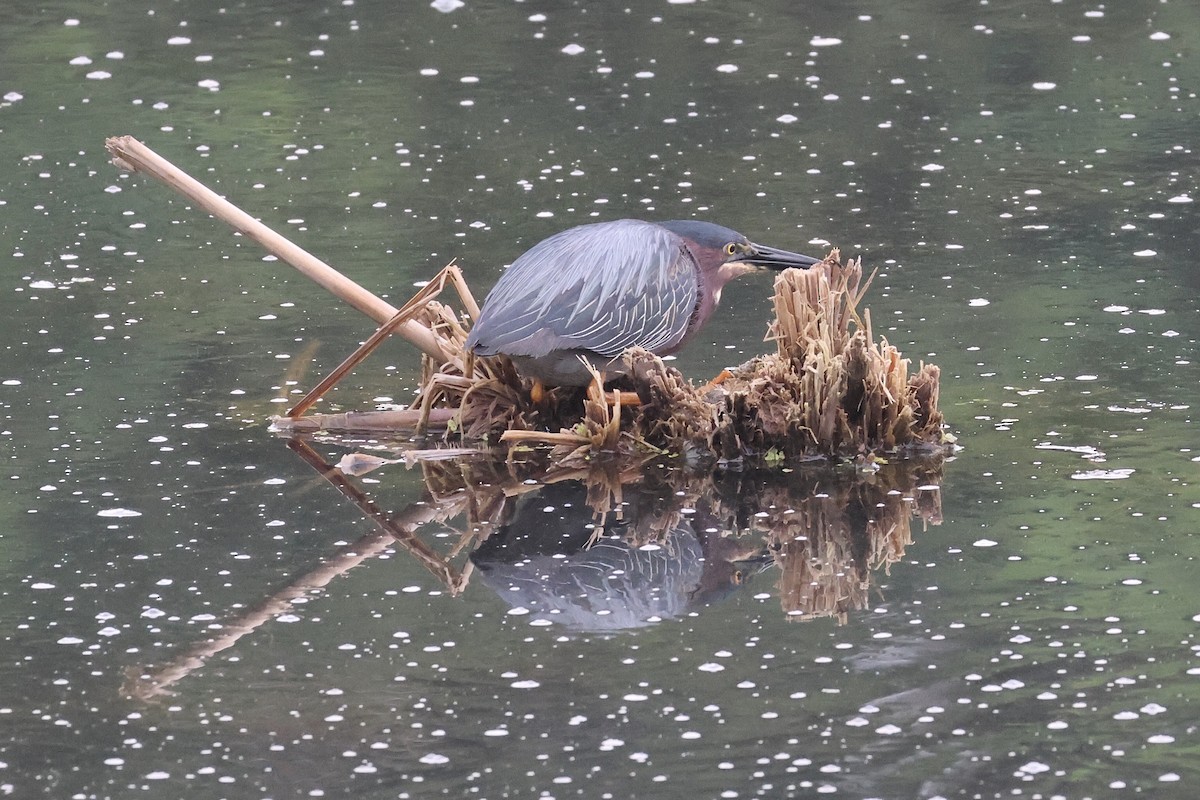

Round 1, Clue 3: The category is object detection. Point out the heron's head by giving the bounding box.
[659,220,821,293]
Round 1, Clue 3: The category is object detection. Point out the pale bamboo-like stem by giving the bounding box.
[104,135,455,364]
[286,264,469,418]
[269,407,458,434]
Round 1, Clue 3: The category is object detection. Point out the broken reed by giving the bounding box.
[282,253,947,462]
[578,253,947,461]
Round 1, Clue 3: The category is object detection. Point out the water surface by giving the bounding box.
[2,1,1199,797]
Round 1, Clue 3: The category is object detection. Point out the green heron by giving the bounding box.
[465,218,820,390]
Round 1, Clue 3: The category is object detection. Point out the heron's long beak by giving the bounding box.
[743,243,821,270]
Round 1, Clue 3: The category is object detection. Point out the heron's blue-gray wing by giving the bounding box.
[466,219,699,359]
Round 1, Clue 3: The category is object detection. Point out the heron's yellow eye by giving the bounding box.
[724,242,739,256]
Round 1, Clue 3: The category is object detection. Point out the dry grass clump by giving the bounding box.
[276,252,948,464]
[617,253,946,461]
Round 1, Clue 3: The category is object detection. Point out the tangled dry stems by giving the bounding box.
[322,252,948,464]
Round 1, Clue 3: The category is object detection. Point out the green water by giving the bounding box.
[2,1,1199,797]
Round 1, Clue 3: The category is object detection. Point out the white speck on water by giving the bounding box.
[1071,469,1134,480]
[58,636,84,645]
[1148,734,1175,744]
[973,539,997,547]
[1075,374,1098,381]
[810,36,842,47]
[70,56,93,65]
[430,0,464,12]
[86,71,112,80]
[921,163,944,172]
[1103,305,1129,313]
[698,663,724,672]
[3,379,22,386]
[1168,195,1192,203]
[562,43,585,55]
[419,752,450,764]
[876,724,902,735]
[716,64,738,73]
[167,36,191,45]
[98,508,141,518]
[1134,249,1157,257]
[511,680,540,689]
[145,771,170,780]
[197,79,220,90]
[634,71,655,79]
[968,298,989,307]
[777,114,798,123]
[1019,761,1050,775]
[3,91,22,102]
[1149,31,1171,41]
[624,694,648,702]
[419,67,439,76]
[31,582,56,590]
[506,607,530,616]
[1032,81,1057,90]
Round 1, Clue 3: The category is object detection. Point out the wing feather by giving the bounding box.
[466,220,699,360]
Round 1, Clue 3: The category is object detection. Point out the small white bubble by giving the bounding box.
[419,753,450,764]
